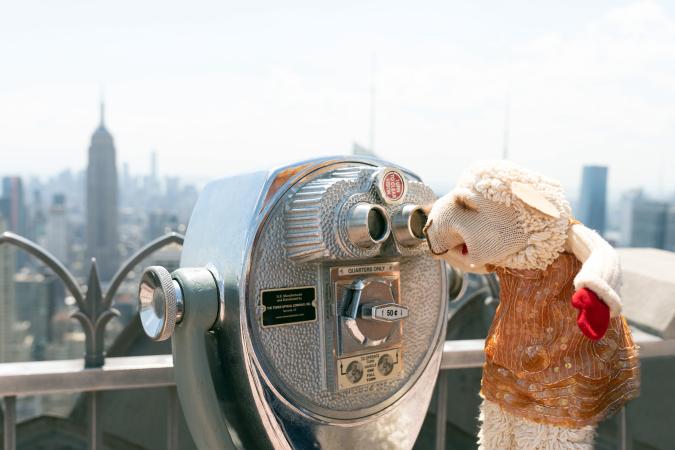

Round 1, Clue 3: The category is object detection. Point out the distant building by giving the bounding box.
[0,217,19,362]
[146,211,179,241]
[664,206,675,252]
[86,102,119,281]
[30,189,47,243]
[577,165,608,235]
[1,176,27,236]
[620,190,667,248]
[45,194,70,264]
[14,271,57,360]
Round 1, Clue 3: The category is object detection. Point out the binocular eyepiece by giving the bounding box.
[347,203,391,248]
[347,203,428,249]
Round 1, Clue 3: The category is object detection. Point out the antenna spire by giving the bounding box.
[502,93,510,159]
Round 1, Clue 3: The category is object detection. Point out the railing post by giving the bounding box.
[167,386,179,450]
[434,371,449,450]
[3,396,16,450]
[88,391,102,450]
[618,406,629,450]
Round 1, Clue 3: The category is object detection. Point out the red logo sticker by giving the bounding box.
[382,171,405,201]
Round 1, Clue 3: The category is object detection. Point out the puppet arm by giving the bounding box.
[566,223,623,340]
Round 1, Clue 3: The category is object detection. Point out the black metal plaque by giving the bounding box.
[261,286,316,327]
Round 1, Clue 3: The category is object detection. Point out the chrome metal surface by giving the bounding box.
[446,266,467,302]
[347,203,391,248]
[174,280,185,322]
[139,266,178,341]
[344,279,366,319]
[179,169,275,450]
[332,264,405,359]
[392,204,427,247]
[178,157,446,449]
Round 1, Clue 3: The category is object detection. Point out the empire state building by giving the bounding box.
[86,102,119,281]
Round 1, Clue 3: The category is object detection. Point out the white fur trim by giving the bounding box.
[478,399,596,450]
[512,413,596,450]
[458,161,572,270]
[478,399,515,449]
[566,223,623,317]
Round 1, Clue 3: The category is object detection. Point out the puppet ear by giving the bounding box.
[511,182,560,218]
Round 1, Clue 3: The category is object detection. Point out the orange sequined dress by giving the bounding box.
[481,252,640,428]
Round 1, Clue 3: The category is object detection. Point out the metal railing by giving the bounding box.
[1,232,674,450]
[0,355,177,450]
[0,231,184,450]
[0,333,673,450]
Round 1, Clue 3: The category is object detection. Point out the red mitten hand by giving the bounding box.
[571,288,610,341]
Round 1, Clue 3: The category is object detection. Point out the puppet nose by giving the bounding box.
[423,219,448,256]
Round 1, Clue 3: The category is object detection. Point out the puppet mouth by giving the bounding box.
[423,220,468,257]
[453,242,469,256]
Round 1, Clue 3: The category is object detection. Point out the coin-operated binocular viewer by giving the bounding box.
[138,157,448,449]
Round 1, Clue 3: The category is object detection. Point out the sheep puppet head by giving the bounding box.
[423,160,623,318]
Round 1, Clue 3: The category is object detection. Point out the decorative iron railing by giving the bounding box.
[0,231,184,450]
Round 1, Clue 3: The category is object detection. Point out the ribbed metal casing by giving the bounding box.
[284,167,363,262]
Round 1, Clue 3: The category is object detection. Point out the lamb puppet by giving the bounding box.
[423,161,640,450]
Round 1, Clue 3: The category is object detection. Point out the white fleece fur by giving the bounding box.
[478,399,596,450]
[566,223,623,317]
[457,161,623,317]
[457,161,572,271]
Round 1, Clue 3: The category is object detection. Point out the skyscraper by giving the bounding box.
[0,216,18,362]
[577,165,608,235]
[45,194,69,264]
[1,176,27,237]
[86,102,119,281]
[1,176,28,268]
[620,190,667,248]
[663,206,675,252]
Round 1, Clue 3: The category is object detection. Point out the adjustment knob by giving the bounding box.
[138,266,183,341]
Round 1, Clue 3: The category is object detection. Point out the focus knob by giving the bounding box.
[138,266,183,341]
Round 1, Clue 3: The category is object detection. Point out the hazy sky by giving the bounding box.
[1,0,674,199]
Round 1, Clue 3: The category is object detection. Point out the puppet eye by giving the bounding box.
[454,195,478,212]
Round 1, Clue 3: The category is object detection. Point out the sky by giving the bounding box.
[1,0,674,199]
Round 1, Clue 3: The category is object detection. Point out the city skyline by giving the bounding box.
[2,1,675,199]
